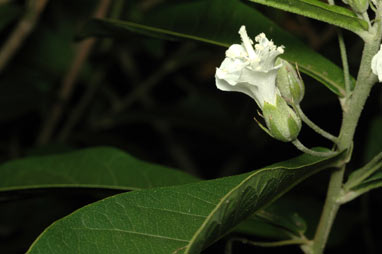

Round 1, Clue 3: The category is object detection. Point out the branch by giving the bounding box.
[0,0,49,73]
[36,0,111,145]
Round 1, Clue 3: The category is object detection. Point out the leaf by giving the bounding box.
[79,0,351,96]
[344,152,382,190]
[235,199,307,240]
[248,0,368,33]
[0,147,199,195]
[27,149,345,254]
[340,170,382,203]
[354,170,382,189]
[340,117,382,202]
[341,154,382,202]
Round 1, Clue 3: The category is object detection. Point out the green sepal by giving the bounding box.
[262,96,302,142]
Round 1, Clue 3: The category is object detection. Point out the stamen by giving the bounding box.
[239,26,256,59]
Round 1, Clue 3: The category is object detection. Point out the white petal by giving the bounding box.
[240,67,279,106]
[215,26,284,108]
[216,57,247,86]
[226,44,247,59]
[372,45,382,82]
[215,77,259,102]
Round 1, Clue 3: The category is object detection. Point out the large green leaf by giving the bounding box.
[79,0,351,96]
[249,0,368,33]
[0,147,199,194]
[27,149,345,254]
[0,146,317,247]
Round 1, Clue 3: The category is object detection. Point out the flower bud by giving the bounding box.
[276,59,305,105]
[262,95,301,142]
[343,0,369,13]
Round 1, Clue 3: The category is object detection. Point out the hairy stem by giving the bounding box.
[311,24,381,253]
[292,139,336,157]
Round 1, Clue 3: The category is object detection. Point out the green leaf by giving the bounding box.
[79,0,350,96]
[344,152,382,190]
[354,170,382,189]
[0,147,199,194]
[340,117,382,203]
[27,150,345,254]
[235,199,307,240]
[340,170,382,203]
[248,0,368,33]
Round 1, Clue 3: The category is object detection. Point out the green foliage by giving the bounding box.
[248,0,368,33]
[79,0,351,96]
[27,150,344,254]
[0,0,380,253]
[0,147,199,194]
[236,200,307,240]
[340,118,382,202]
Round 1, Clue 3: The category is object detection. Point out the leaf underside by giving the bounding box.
[27,149,345,254]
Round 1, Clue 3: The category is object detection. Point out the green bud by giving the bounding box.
[343,0,369,13]
[276,59,305,105]
[262,95,301,142]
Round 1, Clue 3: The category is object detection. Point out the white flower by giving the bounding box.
[215,25,284,108]
[371,44,382,82]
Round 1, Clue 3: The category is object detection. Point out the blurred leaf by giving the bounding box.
[27,149,345,254]
[0,3,22,32]
[21,24,76,80]
[248,0,368,33]
[79,0,350,97]
[0,76,45,121]
[0,147,199,197]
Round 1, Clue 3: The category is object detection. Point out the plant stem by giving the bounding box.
[337,29,351,96]
[36,0,111,145]
[0,0,49,73]
[311,165,345,254]
[328,0,351,97]
[292,139,336,157]
[311,23,381,253]
[226,237,308,250]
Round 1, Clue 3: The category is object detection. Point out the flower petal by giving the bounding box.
[371,45,382,82]
[215,25,284,108]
